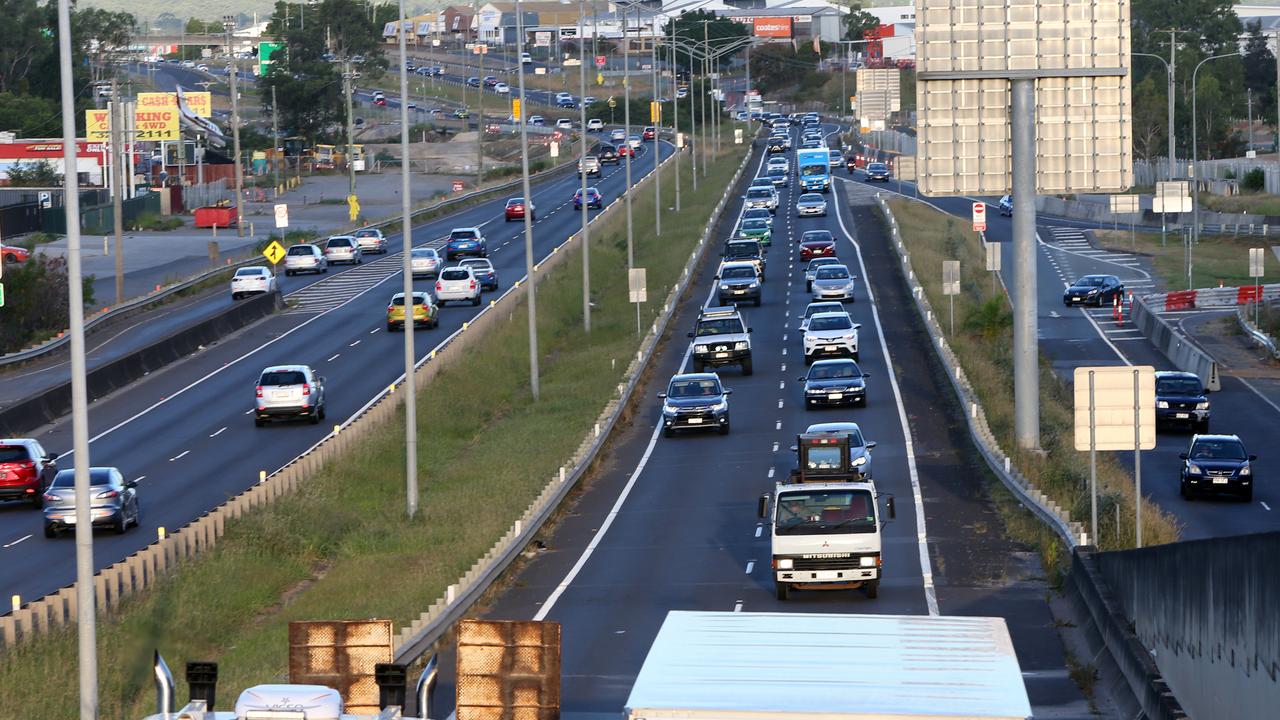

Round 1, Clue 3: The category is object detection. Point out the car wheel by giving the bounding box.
[309,408,321,425]
[775,582,791,601]
[285,270,293,276]
[1180,480,1193,500]
[804,354,813,365]
[1196,420,1210,434]
[663,427,674,438]
[388,323,397,332]
[863,580,879,599]
[806,282,812,292]
[472,295,481,307]
[132,499,141,528]
[254,417,265,428]
[505,216,512,222]
[322,266,328,273]
[44,523,56,538]
[318,404,326,420]
[742,359,754,376]
[114,512,128,534]
[719,419,730,435]
[29,493,42,509]
[852,351,860,361]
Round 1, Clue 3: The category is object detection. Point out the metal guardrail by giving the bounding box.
[1130,295,1221,391]
[0,158,577,371]
[1236,306,1280,359]
[875,194,1085,548]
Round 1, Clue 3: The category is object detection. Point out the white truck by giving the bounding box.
[624,610,1033,720]
[759,431,893,600]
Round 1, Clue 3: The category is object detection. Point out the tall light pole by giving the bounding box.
[1134,50,1176,180]
[396,0,419,517]
[57,0,99,713]
[475,0,485,184]
[670,20,681,210]
[652,18,661,235]
[621,2,635,270]
[515,1,541,400]
[343,57,357,200]
[224,16,245,236]
[1191,52,1239,249]
[567,0,590,333]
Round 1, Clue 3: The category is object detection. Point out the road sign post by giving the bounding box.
[262,239,286,275]
[971,202,986,233]
[942,260,960,335]
[273,203,289,229]
[1250,247,1265,327]
[1074,366,1156,547]
[1109,195,1140,248]
[629,267,647,334]
[985,241,1002,297]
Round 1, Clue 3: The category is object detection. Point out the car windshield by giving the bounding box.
[726,243,758,257]
[801,165,826,176]
[1190,440,1247,461]
[747,188,772,199]
[805,303,842,319]
[869,163,888,172]
[52,470,111,488]
[411,249,436,258]
[809,363,860,379]
[803,231,834,243]
[810,315,853,331]
[441,269,469,281]
[668,379,721,397]
[355,230,377,237]
[391,295,425,306]
[697,318,745,335]
[744,209,769,220]
[816,267,850,280]
[327,238,352,247]
[235,268,264,277]
[799,194,823,203]
[768,167,785,176]
[775,489,876,535]
[261,370,307,385]
[1076,276,1106,287]
[450,230,478,240]
[722,266,755,280]
[742,220,767,231]
[286,246,315,256]
[461,260,492,271]
[1157,377,1203,395]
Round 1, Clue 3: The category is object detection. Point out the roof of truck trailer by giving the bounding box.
[624,611,1032,720]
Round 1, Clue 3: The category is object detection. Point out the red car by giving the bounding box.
[617,143,634,158]
[0,439,57,508]
[642,126,656,141]
[2,244,30,264]
[799,240,836,261]
[504,197,536,221]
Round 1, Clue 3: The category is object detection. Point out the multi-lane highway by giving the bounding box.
[427,125,1091,718]
[0,137,674,605]
[846,158,1280,542]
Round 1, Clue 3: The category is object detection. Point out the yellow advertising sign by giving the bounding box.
[134,107,180,141]
[85,109,111,141]
[138,91,212,118]
[511,98,521,120]
[649,101,661,123]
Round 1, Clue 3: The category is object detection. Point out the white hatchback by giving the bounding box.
[587,118,604,132]
[230,266,277,299]
[435,266,481,306]
[494,82,510,94]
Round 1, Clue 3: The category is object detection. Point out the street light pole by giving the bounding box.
[652,20,661,235]
[578,0,591,333]
[475,0,484,184]
[622,3,635,271]
[1191,52,1240,250]
[57,0,99,713]
[515,1,541,400]
[396,0,419,518]
[1135,51,1176,180]
[343,57,357,200]
[670,21,681,210]
[224,17,245,236]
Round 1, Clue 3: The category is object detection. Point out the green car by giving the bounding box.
[738,218,772,246]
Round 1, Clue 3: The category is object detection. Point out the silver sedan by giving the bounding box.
[811,264,857,302]
[410,248,442,279]
[796,193,828,217]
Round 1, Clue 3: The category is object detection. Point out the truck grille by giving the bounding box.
[790,555,871,571]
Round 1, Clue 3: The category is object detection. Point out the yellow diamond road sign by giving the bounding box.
[263,240,286,265]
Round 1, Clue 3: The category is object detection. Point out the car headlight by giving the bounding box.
[842,334,857,341]
[776,558,793,569]
[859,556,876,567]
[695,344,711,354]
[1196,402,1209,410]
[1187,463,1203,475]
[662,403,678,415]
[1241,465,1252,476]
[852,455,867,467]
[845,280,857,290]
[1087,288,1099,295]
[734,341,749,350]
[1157,400,1169,409]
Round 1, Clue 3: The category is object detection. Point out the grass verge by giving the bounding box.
[1094,229,1278,290]
[1200,192,1280,217]
[886,200,1180,564]
[0,136,748,717]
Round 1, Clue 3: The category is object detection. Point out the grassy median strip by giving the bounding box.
[0,140,747,717]
[886,200,1179,569]
[1094,229,1278,291]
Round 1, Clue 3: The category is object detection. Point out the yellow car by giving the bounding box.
[386,291,439,331]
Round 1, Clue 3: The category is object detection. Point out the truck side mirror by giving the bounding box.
[687,332,694,338]
[886,496,896,520]
[757,493,770,519]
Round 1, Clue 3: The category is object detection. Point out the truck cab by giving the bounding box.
[796,148,831,193]
[759,479,893,600]
[787,429,873,483]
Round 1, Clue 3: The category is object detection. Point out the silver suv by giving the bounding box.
[254,365,327,426]
[284,244,327,276]
[688,306,753,375]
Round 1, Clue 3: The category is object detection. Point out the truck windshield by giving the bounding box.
[801,165,826,176]
[776,489,876,535]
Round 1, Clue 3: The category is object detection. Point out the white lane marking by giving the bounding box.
[1262,501,1272,511]
[369,328,379,334]
[755,524,763,538]
[134,476,146,483]
[3,534,32,549]
[772,442,779,452]
[327,353,341,362]
[777,399,784,409]
[209,427,227,438]
[169,450,190,462]
[834,177,940,616]
[733,601,743,613]
[767,467,776,478]
[781,363,786,372]
[775,420,782,430]
[349,340,361,347]
[778,381,785,390]
[745,561,755,574]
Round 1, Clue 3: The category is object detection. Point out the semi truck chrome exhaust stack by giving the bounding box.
[415,655,439,719]
[153,651,176,715]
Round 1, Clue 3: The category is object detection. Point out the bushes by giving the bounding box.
[1242,167,1266,192]
[0,252,95,353]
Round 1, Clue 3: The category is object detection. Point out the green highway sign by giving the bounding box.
[258,41,285,76]
[0,283,5,308]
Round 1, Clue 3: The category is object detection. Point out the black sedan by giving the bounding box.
[800,359,869,408]
[864,162,891,181]
[1179,434,1256,501]
[598,146,620,164]
[1063,274,1124,307]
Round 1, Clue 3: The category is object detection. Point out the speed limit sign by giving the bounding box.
[972,202,987,232]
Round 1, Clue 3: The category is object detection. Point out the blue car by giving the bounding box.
[445,227,488,261]
[658,373,732,437]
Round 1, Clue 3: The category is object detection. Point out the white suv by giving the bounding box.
[230,266,277,299]
[254,365,326,426]
[283,244,327,276]
[803,312,861,363]
[435,266,482,306]
[587,118,604,132]
[324,236,362,265]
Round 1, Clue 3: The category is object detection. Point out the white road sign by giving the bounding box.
[1073,366,1156,452]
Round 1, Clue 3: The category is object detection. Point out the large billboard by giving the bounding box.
[753,17,793,38]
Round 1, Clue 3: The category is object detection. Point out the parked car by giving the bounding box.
[574,186,604,210]
[283,244,327,276]
[460,257,499,291]
[435,265,482,306]
[445,227,488,261]
[0,438,57,508]
[323,236,362,265]
[1179,434,1256,501]
[42,467,139,537]
[1,244,30,264]
[230,266,278,300]
[1063,274,1124,307]
[504,197,536,221]
[1156,371,1211,433]
[801,359,869,408]
[254,364,326,426]
[658,373,732,437]
[386,291,439,331]
[353,228,388,253]
[409,247,442,279]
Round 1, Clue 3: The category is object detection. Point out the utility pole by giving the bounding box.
[396,0,418,518]
[1169,29,1178,179]
[652,21,660,235]
[56,0,99,715]
[578,0,591,333]
[110,76,124,305]
[515,0,540,401]
[225,16,245,236]
[622,3,634,271]
[475,0,484,184]
[700,48,708,176]
[271,85,281,198]
[671,21,681,211]
[343,57,357,200]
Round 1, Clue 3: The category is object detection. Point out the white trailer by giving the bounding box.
[624,611,1033,720]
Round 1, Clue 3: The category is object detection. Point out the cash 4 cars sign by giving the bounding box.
[752,17,792,38]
